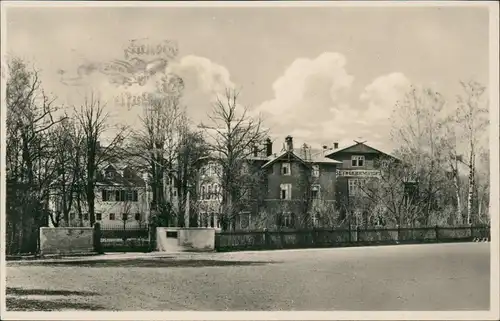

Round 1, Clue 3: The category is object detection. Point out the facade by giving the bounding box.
[324,141,397,225]
[93,164,150,227]
[193,135,396,231]
[48,163,150,227]
[48,159,180,228]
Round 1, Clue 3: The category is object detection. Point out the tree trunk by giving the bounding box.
[453,166,462,224]
[88,180,96,226]
[467,155,474,225]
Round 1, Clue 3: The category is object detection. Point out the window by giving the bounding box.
[201,185,206,200]
[348,179,366,196]
[312,212,321,227]
[214,184,219,199]
[351,155,365,167]
[312,164,320,177]
[208,185,212,199]
[204,163,216,177]
[83,213,89,221]
[241,162,249,174]
[280,183,292,200]
[109,213,116,220]
[212,184,218,199]
[105,171,113,178]
[311,185,320,199]
[135,213,141,221]
[239,212,251,230]
[281,212,294,228]
[122,213,128,221]
[102,189,116,201]
[126,190,134,201]
[173,189,177,197]
[96,213,102,221]
[281,162,291,175]
[115,190,127,202]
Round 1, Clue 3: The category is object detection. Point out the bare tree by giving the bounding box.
[454,80,489,224]
[74,91,128,226]
[130,75,186,227]
[48,115,86,227]
[200,89,269,231]
[390,85,455,226]
[176,128,210,227]
[475,150,490,224]
[5,57,65,254]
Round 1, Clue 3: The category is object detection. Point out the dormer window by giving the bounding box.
[351,155,365,167]
[281,163,291,176]
[105,171,113,179]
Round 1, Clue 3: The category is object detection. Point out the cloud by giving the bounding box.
[167,55,235,98]
[255,52,355,148]
[359,72,412,121]
[263,70,413,154]
[257,52,354,125]
[255,53,408,153]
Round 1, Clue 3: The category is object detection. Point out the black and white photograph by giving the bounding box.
[1,1,498,319]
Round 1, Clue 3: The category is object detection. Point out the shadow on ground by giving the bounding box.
[6,297,107,311]
[7,287,96,296]
[6,287,105,311]
[13,258,279,268]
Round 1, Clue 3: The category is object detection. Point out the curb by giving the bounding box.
[6,251,212,264]
[6,252,101,261]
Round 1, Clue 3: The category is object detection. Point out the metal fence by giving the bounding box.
[215,225,491,252]
[99,224,150,252]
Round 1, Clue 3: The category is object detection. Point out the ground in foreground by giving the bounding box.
[6,242,490,311]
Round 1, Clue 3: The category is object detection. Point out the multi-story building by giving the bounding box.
[193,135,397,231]
[48,162,149,227]
[260,136,341,229]
[324,141,398,225]
[48,155,179,228]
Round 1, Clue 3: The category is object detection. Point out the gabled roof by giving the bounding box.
[260,149,341,169]
[309,150,342,164]
[97,160,146,187]
[324,142,397,159]
[197,151,272,164]
[261,150,307,169]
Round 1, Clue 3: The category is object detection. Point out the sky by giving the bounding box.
[4,4,490,153]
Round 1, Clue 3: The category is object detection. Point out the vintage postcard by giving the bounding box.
[1,1,498,320]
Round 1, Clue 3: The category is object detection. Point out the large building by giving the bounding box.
[48,157,179,228]
[48,162,150,227]
[193,135,398,231]
[48,136,398,230]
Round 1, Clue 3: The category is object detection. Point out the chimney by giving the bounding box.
[333,142,339,149]
[285,135,293,152]
[253,145,258,157]
[322,145,328,156]
[265,138,273,157]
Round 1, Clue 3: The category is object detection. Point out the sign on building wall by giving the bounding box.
[336,169,381,178]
